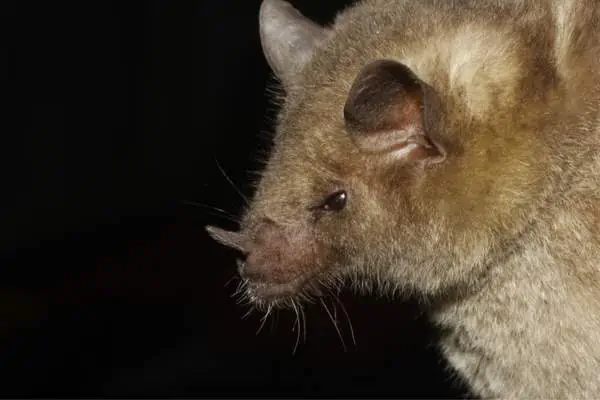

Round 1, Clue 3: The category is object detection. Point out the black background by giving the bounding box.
[3,0,469,397]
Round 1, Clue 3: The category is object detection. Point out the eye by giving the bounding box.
[314,190,348,212]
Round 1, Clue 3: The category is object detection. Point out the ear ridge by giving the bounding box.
[259,0,330,86]
[344,59,446,164]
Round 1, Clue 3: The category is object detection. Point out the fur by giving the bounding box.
[207,0,600,397]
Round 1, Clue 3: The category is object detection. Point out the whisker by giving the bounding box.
[224,274,239,288]
[321,298,347,352]
[180,200,241,224]
[299,304,307,344]
[291,299,301,355]
[232,280,247,299]
[334,296,356,348]
[256,304,273,335]
[241,306,255,320]
[214,157,249,206]
[333,299,338,322]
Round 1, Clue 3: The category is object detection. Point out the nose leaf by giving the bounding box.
[205,225,247,253]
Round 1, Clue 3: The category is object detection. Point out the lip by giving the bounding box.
[245,273,310,303]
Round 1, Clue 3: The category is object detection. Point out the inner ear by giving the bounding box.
[343,59,446,163]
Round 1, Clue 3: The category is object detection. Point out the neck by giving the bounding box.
[430,197,600,398]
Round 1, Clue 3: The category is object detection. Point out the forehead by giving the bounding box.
[275,85,359,167]
[271,125,356,192]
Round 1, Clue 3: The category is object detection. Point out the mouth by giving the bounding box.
[241,272,323,307]
[245,276,305,304]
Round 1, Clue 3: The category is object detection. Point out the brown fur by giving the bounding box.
[207,0,600,397]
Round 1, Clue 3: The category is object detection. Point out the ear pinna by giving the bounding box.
[344,59,446,164]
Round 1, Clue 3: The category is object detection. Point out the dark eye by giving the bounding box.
[316,190,348,212]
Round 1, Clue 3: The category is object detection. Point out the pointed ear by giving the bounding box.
[343,60,447,164]
[259,0,330,86]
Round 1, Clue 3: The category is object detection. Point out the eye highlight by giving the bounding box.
[311,190,348,212]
